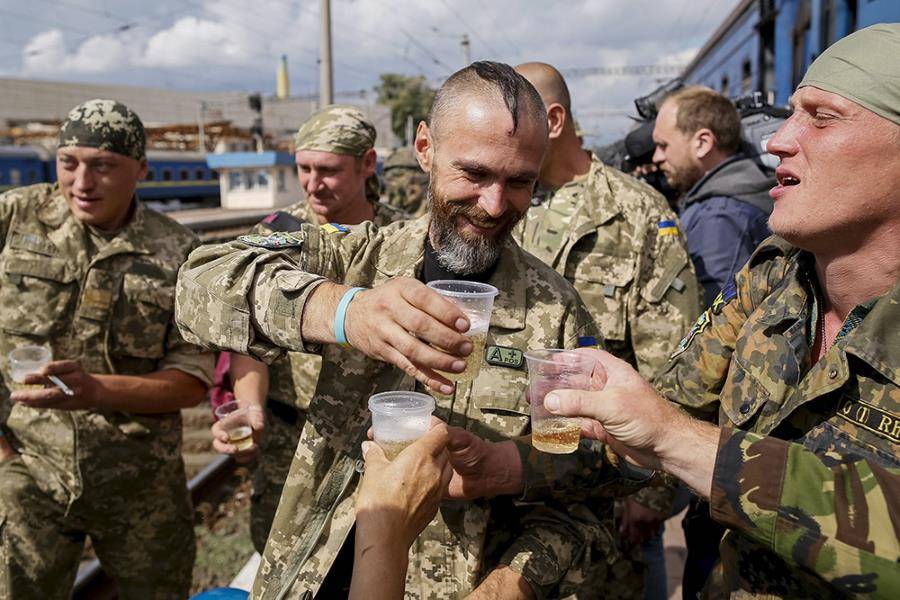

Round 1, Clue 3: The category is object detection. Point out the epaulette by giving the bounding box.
[261,210,305,233]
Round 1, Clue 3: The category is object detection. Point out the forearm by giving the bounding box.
[468,566,535,600]
[653,407,718,498]
[230,354,269,406]
[299,281,349,345]
[90,369,207,413]
[349,536,409,600]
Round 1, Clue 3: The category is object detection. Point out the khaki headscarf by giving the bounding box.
[294,105,376,156]
[799,23,900,125]
[58,99,146,161]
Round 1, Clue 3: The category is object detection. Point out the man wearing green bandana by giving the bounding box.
[213,104,406,553]
[435,24,900,599]
[0,99,215,598]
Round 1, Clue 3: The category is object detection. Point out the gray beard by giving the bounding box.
[427,185,505,276]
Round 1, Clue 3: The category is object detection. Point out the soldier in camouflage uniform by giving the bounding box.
[382,146,430,217]
[177,62,611,599]
[0,99,215,599]
[213,105,406,553]
[438,25,900,599]
[514,62,702,598]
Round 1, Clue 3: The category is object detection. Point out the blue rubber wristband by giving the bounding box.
[334,287,365,347]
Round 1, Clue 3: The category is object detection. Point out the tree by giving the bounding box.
[374,74,435,146]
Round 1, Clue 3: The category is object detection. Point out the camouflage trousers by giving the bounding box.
[250,401,306,554]
[0,455,195,600]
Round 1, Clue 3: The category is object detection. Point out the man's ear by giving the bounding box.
[414,121,434,173]
[693,128,717,160]
[546,103,567,140]
[136,158,149,181]
[361,148,377,177]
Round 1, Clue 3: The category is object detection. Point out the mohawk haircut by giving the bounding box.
[429,61,546,140]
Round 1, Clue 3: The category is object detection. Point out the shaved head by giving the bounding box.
[515,62,572,112]
[429,61,547,144]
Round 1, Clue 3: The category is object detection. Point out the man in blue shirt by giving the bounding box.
[653,86,773,305]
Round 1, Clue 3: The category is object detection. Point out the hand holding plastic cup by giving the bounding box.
[8,346,51,391]
[214,401,255,452]
[524,349,605,454]
[368,391,436,460]
[426,280,498,382]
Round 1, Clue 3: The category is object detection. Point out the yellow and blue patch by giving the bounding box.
[320,222,350,234]
[657,220,679,237]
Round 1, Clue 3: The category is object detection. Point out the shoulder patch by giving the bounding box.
[237,231,304,249]
[837,398,900,443]
[485,345,524,369]
[261,210,305,232]
[657,219,679,237]
[710,276,738,315]
[320,222,350,234]
[670,309,711,359]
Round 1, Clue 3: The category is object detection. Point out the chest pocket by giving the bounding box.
[472,367,530,440]
[719,357,775,431]
[112,272,174,359]
[566,253,634,342]
[0,255,75,338]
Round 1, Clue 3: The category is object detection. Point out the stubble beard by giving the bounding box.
[427,179,521,276]
[665,160,706,194]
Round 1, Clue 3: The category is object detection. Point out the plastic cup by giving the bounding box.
[524,349,601,454]
[426,280,498,382]
[8,345,51,391]
[214,401,254,451]
[368,391,435,460]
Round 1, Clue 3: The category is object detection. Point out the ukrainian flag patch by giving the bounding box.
[320,223,350,234]
[657,220,679,237]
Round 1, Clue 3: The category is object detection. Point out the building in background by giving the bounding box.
[206,151,300,210]
[682,0,900,104]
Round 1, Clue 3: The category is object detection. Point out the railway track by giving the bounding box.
[73,208,266,599]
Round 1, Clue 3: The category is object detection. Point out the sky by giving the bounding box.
[0,0,739,144]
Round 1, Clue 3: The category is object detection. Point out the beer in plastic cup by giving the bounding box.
[368,391,435,460]
[8,346,51,391]
[214,401,255,451]
[524,349,602,454]
[426,280,498,382]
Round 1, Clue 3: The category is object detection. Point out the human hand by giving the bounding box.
[356,424,452,552]
[211,404,265,463]
[445,428,523,500]
[619,496,666,546]
[10,360,98,410]
[344,278,473,395]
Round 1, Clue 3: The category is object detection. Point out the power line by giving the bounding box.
[398,27,455,72]
[435,0,502,58]
[562,64,686,78]
[473,0,522,58]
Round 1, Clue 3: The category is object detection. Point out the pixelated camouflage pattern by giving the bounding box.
[383,146,430,217]
[652,236,900,598]
[515,155,702,598]
[0,183,214,597]
[293,104,376,157]
[176,215,607,599]
[57,99,146,161]
[709,429,899,598]
[246,198,406,553]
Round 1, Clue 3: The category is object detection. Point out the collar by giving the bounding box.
[841,279,900,387]
[680,153,744,208]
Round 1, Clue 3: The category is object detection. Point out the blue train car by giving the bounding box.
[0,146,219,205]
[682,0,900,105]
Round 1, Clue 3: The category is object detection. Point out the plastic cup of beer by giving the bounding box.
[368,391,435,460]
[524,349,601,454]
[426,280,498,382]
[8,345,51,391]
[214,401,254,452]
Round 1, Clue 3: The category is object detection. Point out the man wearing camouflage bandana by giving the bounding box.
[0,99,215,599]
[212,104,406,553]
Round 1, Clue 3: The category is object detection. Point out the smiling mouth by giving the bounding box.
[777,174,801,186]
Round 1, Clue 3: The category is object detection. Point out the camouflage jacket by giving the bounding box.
[176,215,604,599]
[516,155,701,380]
[517,237,899,598]
[0,183,214,506]
[516,155,701,515]
[249,199,406,409]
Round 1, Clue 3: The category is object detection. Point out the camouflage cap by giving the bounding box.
[58,99,146,161]
[294,104,376,157]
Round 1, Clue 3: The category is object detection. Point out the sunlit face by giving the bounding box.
[56,147,146,231]
[766,86,900,249]
[652,100,705,193]
[417,97,546,274]
[295,149,374,223]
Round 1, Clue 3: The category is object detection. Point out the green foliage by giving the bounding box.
[374,74,435,145]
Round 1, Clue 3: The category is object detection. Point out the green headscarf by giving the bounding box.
[294,105,376,156]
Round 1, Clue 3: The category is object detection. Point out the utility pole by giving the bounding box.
[461,33,471,66]
[197,101,207,153]
[320,0,334,107]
